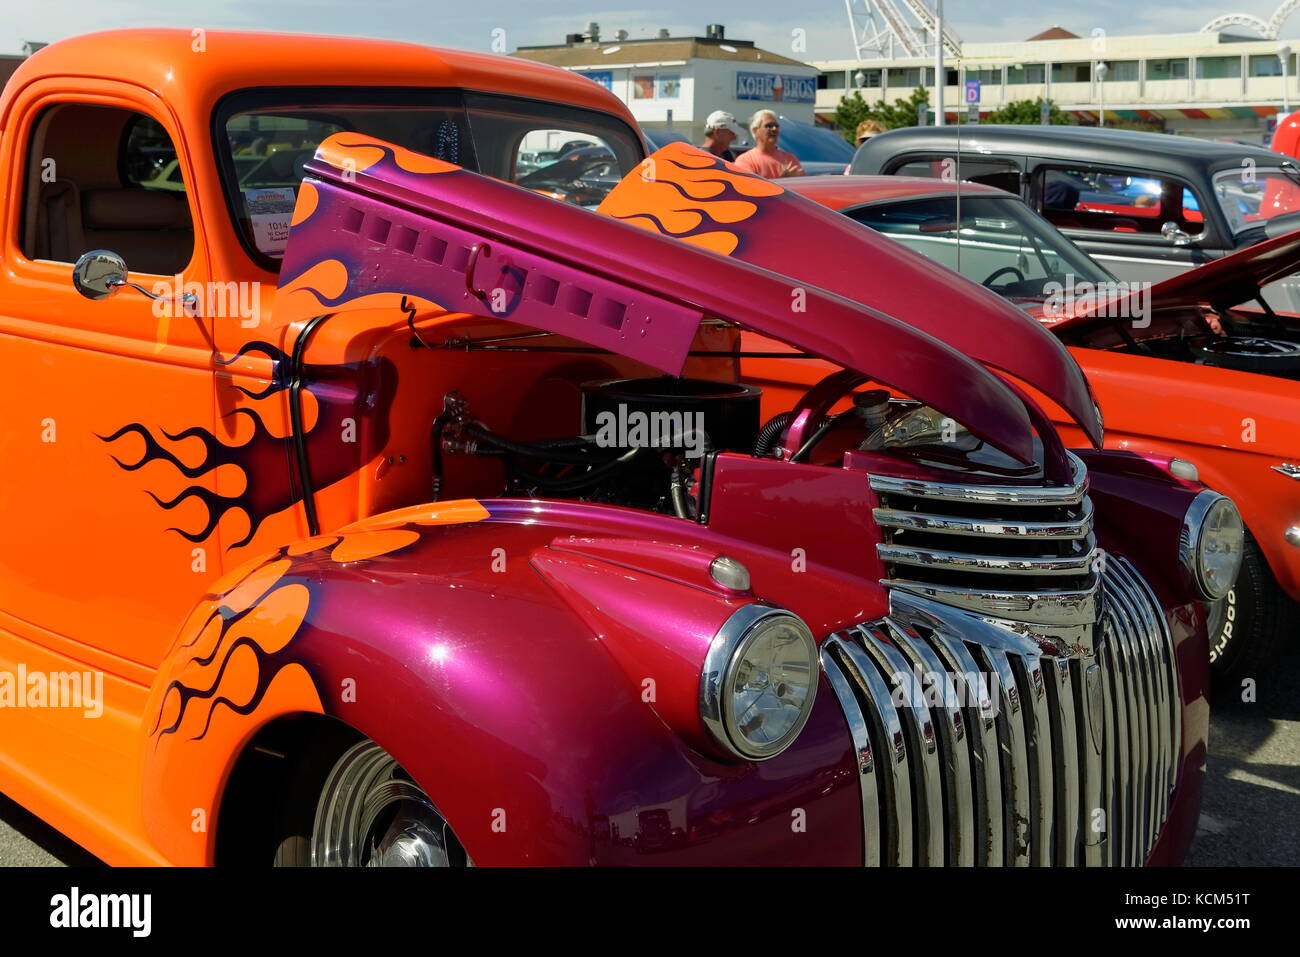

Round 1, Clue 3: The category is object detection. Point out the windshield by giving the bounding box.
[215,88,643,268]
[1212,166,1300,234]
[847,194,1115,300]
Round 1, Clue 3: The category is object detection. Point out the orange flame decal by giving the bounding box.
[597,143,784,256]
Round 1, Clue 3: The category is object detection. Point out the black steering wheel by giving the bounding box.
[981,265,1026,287]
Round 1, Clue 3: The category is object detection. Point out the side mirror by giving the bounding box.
[1160,221,1193,247]
[71,249,129,300]
[71,249,197,310]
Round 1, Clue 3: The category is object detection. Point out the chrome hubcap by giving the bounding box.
[311,740,465,867]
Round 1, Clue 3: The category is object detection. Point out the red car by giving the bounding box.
[777,174,1300,681]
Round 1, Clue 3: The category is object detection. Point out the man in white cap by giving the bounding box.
[700,110,744,162]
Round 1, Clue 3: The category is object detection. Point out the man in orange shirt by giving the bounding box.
[733,110,805,179]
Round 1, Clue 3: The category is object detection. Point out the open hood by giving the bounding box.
[277,134,1057,466]
[1058,227,1300,329]
[595,143,1102,449]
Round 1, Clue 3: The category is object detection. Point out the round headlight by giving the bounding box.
[700,606,818,760]
[1181,491,1244,601]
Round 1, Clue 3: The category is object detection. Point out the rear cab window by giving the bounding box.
[886,154,1024,196]
[214,88,643,269]
[1036,166,1206,240]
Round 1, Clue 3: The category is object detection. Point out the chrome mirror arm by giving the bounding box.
[105,277,198,308]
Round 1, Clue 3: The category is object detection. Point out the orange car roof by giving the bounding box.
[2,29,638,130]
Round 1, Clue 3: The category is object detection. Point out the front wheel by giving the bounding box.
[1209,531,1290,688]
[275,739,469,866]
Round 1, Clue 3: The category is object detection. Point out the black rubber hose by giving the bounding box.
[670,467,697,520]
[465,423,617,466]
[429,411,450,501]
[754,411,796,457]
[790,412,847,464]
[510,446,646,493]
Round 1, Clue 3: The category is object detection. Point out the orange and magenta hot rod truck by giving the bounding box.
[0,30,1233,866]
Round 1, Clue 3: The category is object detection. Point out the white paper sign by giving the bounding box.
[244,187,296,255]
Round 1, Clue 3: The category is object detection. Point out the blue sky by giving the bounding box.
[5,1,1299,60]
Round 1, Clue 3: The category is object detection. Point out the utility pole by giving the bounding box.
[934,0,945,126]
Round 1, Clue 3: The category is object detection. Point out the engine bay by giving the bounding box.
[432,371,1043,517]
[1068,306,1300,380]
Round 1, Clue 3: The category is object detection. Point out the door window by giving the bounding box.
[22,105,194,274]
[1037,166,1205,238]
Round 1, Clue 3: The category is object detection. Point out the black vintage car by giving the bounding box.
[851,125,1300,285]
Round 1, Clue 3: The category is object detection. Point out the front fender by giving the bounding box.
[141,500,861,865]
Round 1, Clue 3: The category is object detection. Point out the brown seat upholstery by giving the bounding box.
[79,188,194,275]
[33,179,85,263]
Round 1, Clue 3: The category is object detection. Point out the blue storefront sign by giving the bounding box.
[735,72,816,104]
[585,71,613,90]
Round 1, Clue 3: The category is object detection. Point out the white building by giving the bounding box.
[813,24,1300,142]
[513,24,818,143]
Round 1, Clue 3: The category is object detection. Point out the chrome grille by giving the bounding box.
[822,556,1180,866]
[870,454,1099,625]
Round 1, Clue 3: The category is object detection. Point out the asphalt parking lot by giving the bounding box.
[2,636,1297,866]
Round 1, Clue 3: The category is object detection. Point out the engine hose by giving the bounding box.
[429,412,450,500]
[670,468,697,520]
[465,423,618,466]
[511,446,646,493]
[790,411,847,464]
[753,411,796,457]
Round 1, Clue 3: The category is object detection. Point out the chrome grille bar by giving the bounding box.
[1044,657,1080,866]
[867,456,1087,505]
[820,646,881,867]
[1101,557,1182,865]
[887,621,976,867]
[872,497,1095,540]
[829,636,914,865]
[861,634,946,865]
[822,556,1180,867]
[927,630,1004,866]
[870,453,1099,625]
[878,544,1096,576]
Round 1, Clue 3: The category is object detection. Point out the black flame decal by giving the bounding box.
[100,341,394,549]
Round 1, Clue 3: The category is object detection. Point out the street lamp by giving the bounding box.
[854,69,866,89]
[1096,61,1108,127]
[1280,43,1292,115]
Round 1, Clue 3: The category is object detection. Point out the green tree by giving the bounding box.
[833,87,932,141]
[981,98,1071,125]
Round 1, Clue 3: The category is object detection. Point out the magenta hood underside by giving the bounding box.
[278,135,1103,466]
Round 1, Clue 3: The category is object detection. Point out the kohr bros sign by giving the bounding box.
[735,72,816,104]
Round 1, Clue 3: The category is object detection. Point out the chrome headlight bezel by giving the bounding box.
[1180,490,1244,601]
[700,605,818,761]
